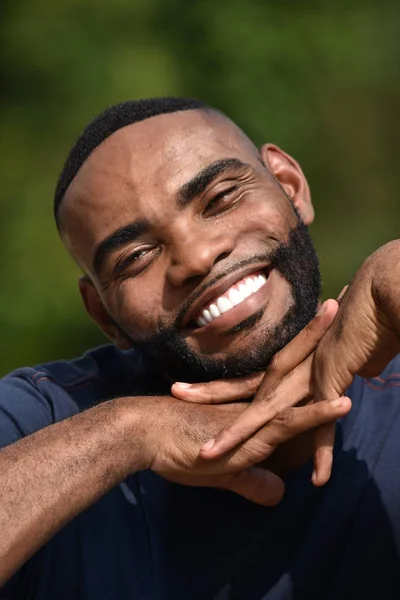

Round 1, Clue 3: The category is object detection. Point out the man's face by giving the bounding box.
[61,110,320,381]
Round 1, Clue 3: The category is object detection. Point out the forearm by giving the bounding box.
[0,395,151,585]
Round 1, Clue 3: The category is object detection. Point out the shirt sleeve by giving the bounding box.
[0,368,81,597]
[0,367,80,449]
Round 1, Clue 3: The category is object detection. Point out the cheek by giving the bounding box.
[109,282,164,339]
[232,195,293,242]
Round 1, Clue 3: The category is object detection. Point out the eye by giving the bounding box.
[203,184,239,217]
[114,246,158,277]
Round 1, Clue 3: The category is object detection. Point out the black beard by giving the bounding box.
[131,217,321,383]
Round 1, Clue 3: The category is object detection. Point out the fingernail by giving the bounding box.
[311,470,317,483]
[201,438,215,452]
[330,398,343,408]
[317,301,327,316]
[174,382,192,389]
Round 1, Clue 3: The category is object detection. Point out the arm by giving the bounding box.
[312,240,400,484]
[0,395,149,586]
[0,384,349,584]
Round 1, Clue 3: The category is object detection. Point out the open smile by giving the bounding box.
[195,270,268,326]
[183,265,274,334]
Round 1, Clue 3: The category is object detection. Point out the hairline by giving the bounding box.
[55,107,229,232]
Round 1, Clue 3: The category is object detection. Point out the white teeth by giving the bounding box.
[245,277,258,294]
[209,304,220,318]
[217,297,233,313]
[238,282,251,298]
[258,274,266,288]
[196,271,269,327]
[228,288,244,306]
[203,309,213,322]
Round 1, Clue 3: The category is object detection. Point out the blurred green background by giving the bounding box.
[1,0,399,375]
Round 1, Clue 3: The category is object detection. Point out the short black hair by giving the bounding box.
[54,96,212,228]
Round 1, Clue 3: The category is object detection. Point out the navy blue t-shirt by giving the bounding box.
[1,345,400,599]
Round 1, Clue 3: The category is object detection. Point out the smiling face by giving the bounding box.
[59,108,320,381]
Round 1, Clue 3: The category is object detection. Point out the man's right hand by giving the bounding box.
[0,359,348,586]
[142,391,350,507]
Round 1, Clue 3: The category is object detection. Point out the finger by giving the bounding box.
[263,398,350,444]
[204,396,351,462]
[221,467,285,506]
[200,356,314,457]
[241,397,351,462]
[171,372,264,404]
[311,422,336,487]
[337,285,349,304]
[200,301,339,457]
[211,399,350,471]
[260,299,339,391]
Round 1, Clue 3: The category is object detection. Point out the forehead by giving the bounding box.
[61,110,258,267]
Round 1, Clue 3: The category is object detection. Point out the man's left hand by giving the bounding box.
[172,297,341,457]
[172,241,400,485]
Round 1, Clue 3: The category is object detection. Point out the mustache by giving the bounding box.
[173,250,278,330]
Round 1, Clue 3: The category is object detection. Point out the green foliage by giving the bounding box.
[1,1,399,374]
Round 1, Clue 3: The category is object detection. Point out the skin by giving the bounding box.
[1,107,399,585]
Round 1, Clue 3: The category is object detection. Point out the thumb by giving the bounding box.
[221,468,285,507]
[171,373,263,404]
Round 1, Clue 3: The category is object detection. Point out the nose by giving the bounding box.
[166,224,234,287]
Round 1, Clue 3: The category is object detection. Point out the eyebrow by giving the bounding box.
[177,157,250,208]
[92,158,250,276]
[93,220,149,276]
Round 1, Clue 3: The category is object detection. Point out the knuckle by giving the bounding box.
[240,439,274,464]
[202,381,214,393]
[314,446,333,461]
[223,427,248,448]
[274,407,295,426]
[243,377,258,397]
[268,354,282,376]
[202,382,223,402]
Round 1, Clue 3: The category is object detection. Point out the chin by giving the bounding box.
[166,303,309,383]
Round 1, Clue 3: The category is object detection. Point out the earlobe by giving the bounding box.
[259,143,315,225]
[78,276,132,349]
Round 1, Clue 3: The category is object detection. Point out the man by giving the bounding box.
[0,97,399,599]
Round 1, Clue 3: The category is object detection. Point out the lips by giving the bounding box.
[181,264,271,329]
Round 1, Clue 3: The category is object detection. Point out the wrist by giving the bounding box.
[369,241,400,353]
[113,396,166,473]
[371,241,400,319]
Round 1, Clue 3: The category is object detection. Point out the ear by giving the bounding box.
[260,144,314,225]
[78,276,133,350]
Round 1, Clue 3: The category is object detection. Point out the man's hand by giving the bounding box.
[144,392,351,506]
[171,298,341,459]
[312,241,400,485]
[171,242,400,491]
